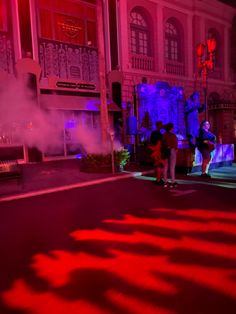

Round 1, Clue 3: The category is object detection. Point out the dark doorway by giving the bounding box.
[28,147,43,162]
[112,82,122,142]
[112,82,121,108]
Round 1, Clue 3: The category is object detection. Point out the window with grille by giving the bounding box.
[165,20,181,61]
[130,10,150,56]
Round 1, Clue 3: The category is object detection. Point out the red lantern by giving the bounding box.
[207,38,216,53]
[196,43,205,57]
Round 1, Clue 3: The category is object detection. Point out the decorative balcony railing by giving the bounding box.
[0,31,14,74]
[131,54,154,71]
[230,69,236,83]
[38,38,99,83]
[208,67,222,80]
[165,60,185,76]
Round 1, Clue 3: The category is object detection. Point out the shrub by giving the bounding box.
[80,149,130,171]
[114,149,130,167]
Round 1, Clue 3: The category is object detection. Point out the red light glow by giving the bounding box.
[1,208,236,313]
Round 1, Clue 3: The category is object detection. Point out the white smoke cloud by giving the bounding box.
[0,75,62,152]
[74,125,123,155]
[0,74,123,156]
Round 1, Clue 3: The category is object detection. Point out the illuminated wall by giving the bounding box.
[137,81,186,137]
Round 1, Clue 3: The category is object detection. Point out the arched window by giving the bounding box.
[130,9,150,56]
[165,19,182,61]
[207,28,220,67]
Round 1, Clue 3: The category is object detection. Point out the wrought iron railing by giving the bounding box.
[0,31,14,74]
[165,60,185,76]
[38,38,99,83]
[208,67,223,80]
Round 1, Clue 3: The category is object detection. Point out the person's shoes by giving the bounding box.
[201,173,211,178]
[155,179,165,185]
[163,182,169,188]
[169,182,178,188]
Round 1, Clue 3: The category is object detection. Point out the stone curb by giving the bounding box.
[0,170,153,203]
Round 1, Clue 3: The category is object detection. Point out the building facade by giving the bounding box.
[106,0,236,146]
[0,0,120,162]
[0,0,235,163]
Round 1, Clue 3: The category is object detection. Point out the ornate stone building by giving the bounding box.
[0,0,120,161]
[106,0,236,146]
[0,0,235,162]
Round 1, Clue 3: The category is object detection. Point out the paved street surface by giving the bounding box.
[0,162,236,313]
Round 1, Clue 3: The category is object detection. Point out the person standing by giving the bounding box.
[197,120,216,178]
[150,121,164,185]
[161,122,178,188]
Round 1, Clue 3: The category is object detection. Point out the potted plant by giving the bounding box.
[114,148,130,171]
[79,148,130,173]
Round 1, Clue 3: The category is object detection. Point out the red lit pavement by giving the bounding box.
[0,162,236,314]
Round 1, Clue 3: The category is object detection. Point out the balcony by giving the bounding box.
[208,67,223,80]
[131,54,154,71]
[165,60,185,76]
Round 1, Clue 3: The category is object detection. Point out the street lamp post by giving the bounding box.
[196,38,216,120]
[108,129,115,174]
[97,0,109,143]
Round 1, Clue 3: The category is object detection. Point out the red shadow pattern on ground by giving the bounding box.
[1,207,236,314]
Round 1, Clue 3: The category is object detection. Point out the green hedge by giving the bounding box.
[80,149,130,169]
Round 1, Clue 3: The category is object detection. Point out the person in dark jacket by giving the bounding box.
[161,122,178,188]
[197,120,216,178]
[149,121,164,185]
[150,121,163,146]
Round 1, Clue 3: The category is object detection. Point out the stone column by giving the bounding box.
[223,25,229,82]
[97,0,109,142]
[157,4,164,73]
[187,14,193,79]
